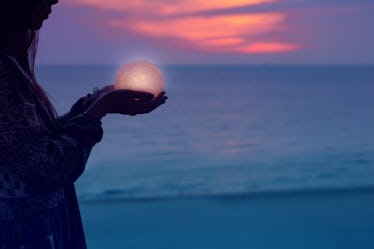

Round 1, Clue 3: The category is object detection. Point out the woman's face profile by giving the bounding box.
[31,0,59,30]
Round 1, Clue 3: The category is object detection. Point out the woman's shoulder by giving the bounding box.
[0,50,17,67]
[0,53,30,116]
[0,55,18,93]
[0,53,30,95]
[0,52,24,85]
[0,52,13,74]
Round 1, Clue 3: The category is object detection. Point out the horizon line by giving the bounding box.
[35,63,374,67]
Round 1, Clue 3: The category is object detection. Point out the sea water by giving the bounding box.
[36,65,374,201]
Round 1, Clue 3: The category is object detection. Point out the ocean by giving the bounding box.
[36,65,374,201]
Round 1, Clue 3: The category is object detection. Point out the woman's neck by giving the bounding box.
[0,29,31,57]
[0,29,32,73]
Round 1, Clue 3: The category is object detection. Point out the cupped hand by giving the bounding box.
[85,89,167,119]
[103,90,167,116]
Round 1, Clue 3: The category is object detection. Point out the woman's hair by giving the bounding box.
[27,31,59,122]
[0,1,37,29]
[1,0,58,121]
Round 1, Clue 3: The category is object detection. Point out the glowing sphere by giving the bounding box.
[115,61,164,97]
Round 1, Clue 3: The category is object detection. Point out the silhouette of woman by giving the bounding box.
[0,0,167,248]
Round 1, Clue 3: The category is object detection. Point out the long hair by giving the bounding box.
[26,31,58,122]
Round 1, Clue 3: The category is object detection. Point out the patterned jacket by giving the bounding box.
[0,52,103,221]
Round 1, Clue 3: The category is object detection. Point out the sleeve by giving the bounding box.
[0,56,103,193]
[56,95,97,125]
[56,96,86,125]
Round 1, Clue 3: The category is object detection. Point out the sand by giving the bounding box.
[80,189,374,249]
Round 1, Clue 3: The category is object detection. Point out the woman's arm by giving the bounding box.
[0,57,103,193]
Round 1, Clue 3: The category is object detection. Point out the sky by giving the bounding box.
[37,0,374,65]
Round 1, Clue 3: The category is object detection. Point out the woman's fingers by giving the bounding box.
[99,85,115,95]
[112,89,154,100]
[154,94,167,106]
[155,91,166,99]
[136,94,168,114]
[130,91,155,100]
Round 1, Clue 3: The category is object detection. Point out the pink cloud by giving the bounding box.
[241,42,303,53]
[63,0,303,54]
[65,0,277,14]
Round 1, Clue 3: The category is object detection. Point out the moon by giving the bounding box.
[115,61,164,97]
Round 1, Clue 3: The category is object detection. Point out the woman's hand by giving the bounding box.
[84,90,167,120]
[64,85,115,116]
[57,85,116,124]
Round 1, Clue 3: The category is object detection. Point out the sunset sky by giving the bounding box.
[37,0,374,65]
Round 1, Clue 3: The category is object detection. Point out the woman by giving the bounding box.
[0,0,167,248]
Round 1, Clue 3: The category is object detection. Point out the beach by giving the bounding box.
[80,188,374,249]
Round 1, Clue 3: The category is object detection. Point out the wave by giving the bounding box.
[77,185,374,203]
